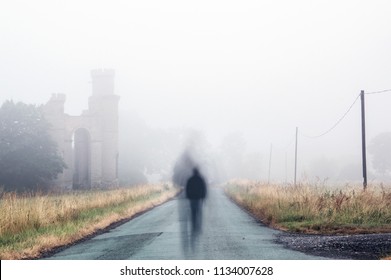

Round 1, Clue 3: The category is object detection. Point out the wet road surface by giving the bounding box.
[46,187,327,260]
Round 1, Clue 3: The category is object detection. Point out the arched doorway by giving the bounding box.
[72,128,91,189]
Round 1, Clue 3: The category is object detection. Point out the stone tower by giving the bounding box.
[44,69,120,189]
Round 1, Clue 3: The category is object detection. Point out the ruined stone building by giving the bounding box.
[44,69,120,189]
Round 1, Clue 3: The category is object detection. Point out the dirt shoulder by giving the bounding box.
[275,232,391,260]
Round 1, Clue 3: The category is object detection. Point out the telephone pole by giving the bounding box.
[294,127,298,186]
[360,90,368,190]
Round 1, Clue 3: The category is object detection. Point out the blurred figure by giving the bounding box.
[172,151,194,188]
[185,167,207,251]
[173,150,208,256]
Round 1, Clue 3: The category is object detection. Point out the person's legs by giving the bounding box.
[179,194,190,255]
[190,199,198,232]
[190,199,201,251]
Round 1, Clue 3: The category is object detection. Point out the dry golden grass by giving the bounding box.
[225,180,391,234]
[0,183,180,259]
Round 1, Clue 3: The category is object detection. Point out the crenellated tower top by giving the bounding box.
[91,68,115,96]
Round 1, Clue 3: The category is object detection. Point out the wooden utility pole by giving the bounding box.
[360,90,368,190]
[268,143,272,184]
[294,127,298,186]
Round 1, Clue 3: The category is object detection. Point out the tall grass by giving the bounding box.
[0,183,180,259]
[225,180,391,234]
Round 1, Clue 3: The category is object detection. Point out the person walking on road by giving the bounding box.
[185,167,207,250]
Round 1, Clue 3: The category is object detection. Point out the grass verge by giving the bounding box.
[0,183,180,260]
[225,180,391,234]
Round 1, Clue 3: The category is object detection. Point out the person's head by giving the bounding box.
[192,167,199,176]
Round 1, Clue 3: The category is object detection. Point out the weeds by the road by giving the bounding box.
[0,183,180,260]
[225,180,391,234]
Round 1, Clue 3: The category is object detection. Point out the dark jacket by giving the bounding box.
[185,169,207,200]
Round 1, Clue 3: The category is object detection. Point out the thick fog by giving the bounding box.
[1,0,391,185]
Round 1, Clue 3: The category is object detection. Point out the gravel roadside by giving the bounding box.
[275,232,391,260]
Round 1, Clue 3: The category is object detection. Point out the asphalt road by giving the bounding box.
[46,187,327,260]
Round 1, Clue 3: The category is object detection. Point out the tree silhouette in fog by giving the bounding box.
[0,101,65,192]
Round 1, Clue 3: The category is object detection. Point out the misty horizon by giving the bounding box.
[1,0,391,185]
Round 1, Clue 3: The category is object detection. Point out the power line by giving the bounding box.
[288,88,389,187]
[365,88,391,95]
[300,88,391,138]
[300,93,361,139]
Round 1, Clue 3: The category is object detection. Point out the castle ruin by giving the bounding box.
[44,69,120,189]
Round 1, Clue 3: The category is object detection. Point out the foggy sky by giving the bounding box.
[1,0,391,183]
